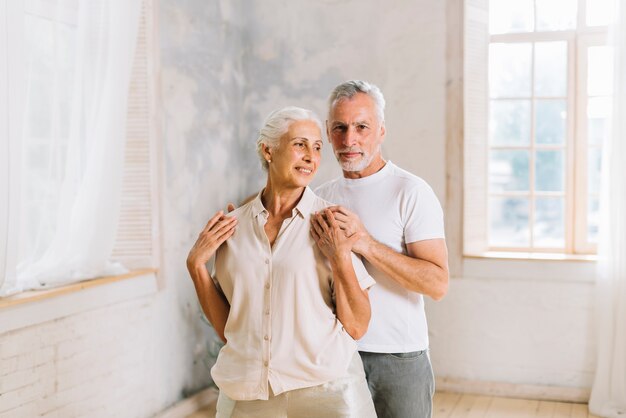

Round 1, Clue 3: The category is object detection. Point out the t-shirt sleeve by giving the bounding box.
[351,253,376,290]
[404,182,446,243]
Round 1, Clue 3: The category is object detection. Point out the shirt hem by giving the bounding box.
[357,344,429,353]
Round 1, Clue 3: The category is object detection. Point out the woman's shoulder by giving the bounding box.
[308,188,336,212]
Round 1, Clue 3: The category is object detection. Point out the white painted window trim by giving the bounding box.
[0,270,158,335]
[461,0,608,268]
[445,0,600,281]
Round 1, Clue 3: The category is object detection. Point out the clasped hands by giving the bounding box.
[310,206,371,259]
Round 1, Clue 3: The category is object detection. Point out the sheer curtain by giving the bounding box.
[589,0,626,416]
[0,0,141,296]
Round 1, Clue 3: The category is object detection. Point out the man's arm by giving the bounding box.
[311,209,371,339]
[327,206,449,300]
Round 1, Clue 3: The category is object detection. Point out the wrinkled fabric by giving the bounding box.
[216,353,376,418]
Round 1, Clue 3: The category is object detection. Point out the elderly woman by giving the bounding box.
[186,107,377,417]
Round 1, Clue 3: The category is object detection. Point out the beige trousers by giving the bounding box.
[215,352,376,418]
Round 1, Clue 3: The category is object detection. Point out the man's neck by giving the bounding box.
[342,157,387,179]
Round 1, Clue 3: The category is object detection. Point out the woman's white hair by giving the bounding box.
[328,80,386,122]
[256,106,323,171]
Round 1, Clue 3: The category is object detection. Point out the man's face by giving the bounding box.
[327,93,385,175]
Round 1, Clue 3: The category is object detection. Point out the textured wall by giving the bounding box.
[162,0,596,396]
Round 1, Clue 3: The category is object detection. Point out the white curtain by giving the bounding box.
[589,0,626,416]
[0,0,141,295]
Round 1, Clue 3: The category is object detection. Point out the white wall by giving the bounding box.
[427,277,596,389]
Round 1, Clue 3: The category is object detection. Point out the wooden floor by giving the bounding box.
[187,392,600,418]
[433,392,600,418]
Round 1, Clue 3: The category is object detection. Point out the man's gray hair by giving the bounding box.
[328,80,386,122]
[256,106,323,171]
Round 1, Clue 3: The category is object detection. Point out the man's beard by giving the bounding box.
[334,146,379,172]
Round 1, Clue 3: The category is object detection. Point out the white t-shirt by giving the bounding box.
[316,161,445,353]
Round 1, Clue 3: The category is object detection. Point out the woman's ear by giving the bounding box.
[263,144,273,163]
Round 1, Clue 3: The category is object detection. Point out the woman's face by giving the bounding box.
[266,120,323,189]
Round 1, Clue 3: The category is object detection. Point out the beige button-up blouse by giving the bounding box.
[210,187,375,401]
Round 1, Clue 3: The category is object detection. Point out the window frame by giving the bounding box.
[462,0,610,260]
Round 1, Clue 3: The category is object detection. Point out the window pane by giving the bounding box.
[489,0,534,34]
[535,100,566,145]
[534,42,567,97]
[588,46,614,96]
[489,198,530,247]
[588,97,611,146]
[588,197,600,244]
[489,100,531,145]
[535,150,564,192]
[489,43,532,98]
[536,0,577,30]
[588,147,602,194]
[534,198,565,248]
[586,0,615,26]
[490,150,530,192]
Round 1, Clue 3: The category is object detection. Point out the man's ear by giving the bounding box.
[326,120,331,143]
[379,121,386,143]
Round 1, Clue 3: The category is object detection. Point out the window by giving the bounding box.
[464,0,614,256]
[0,0,159,296]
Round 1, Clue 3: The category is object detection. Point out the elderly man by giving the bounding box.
[312,80,449,418]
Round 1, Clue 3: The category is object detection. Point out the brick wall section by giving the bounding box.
[0,298,163,418]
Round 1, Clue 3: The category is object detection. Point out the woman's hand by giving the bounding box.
[187,211,237,269]
[310,208,358,265]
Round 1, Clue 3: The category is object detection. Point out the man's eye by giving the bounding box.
[358,124,368,130]
[295,142,304,147]
[333,126,346,132]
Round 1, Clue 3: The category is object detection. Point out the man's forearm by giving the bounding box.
[187,262,230,342]
[331,255,371,340]
[359,239,448,300]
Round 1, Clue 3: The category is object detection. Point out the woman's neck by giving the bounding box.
[261,182,305,218]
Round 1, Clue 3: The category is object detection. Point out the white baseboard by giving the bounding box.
[436,376,590,403]
[155,387,219,418]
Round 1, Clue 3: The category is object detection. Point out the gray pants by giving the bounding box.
[360,350,435,418]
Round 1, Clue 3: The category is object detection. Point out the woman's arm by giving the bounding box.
[186,211,237,343]
[311,209,371,340]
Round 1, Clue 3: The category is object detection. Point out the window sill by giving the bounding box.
[459,252,597,283]
[0,268,158,335]
[464,251,597,262]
